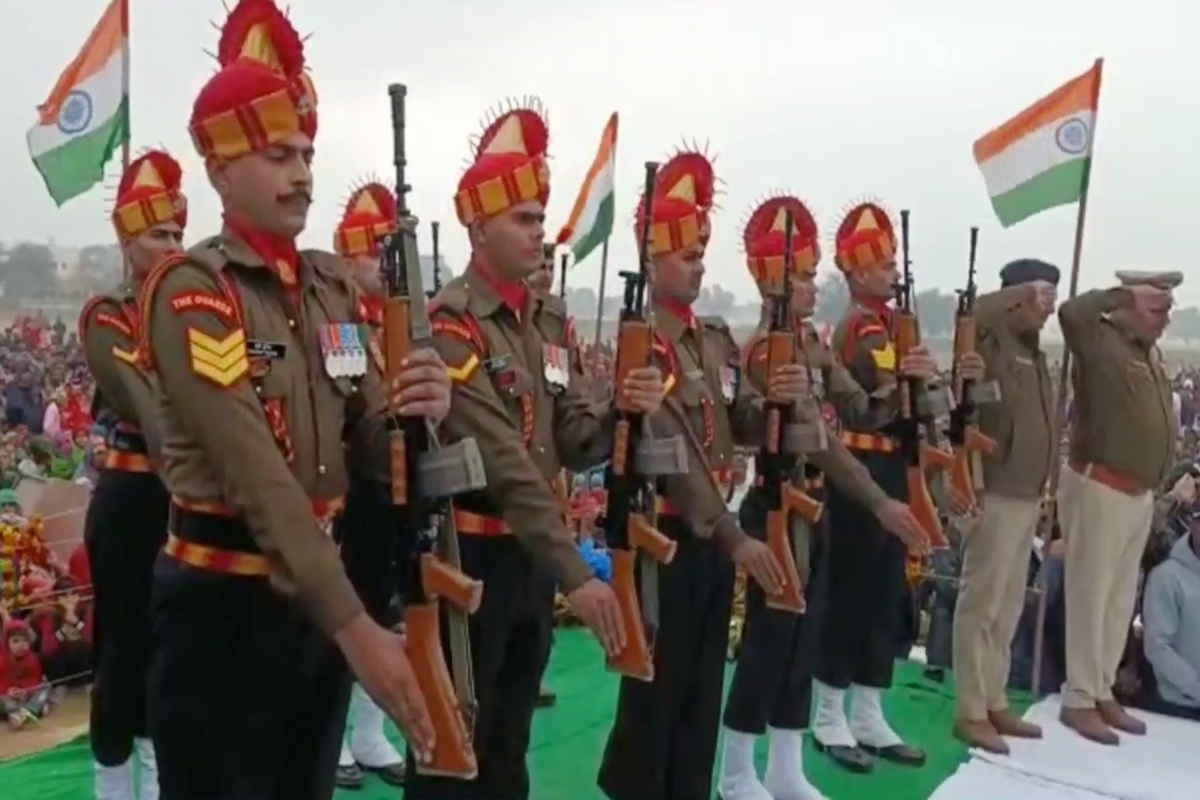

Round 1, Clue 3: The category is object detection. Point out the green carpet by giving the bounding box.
[0,629,1028,800]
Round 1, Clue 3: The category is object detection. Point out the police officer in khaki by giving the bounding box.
[598,150,797,800]
[81,148,185,800]
[951,258,1058,753]
[1057,269,1181,745]
[140,3,447,797]
[424,100,664,800]
[719,195,926,800]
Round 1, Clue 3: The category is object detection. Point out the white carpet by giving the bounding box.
[929,696,1197,800]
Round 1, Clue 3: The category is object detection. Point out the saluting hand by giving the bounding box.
[567,578,627,657]
[622,366,666,414]
[875,499,930,555]
[954,352,986,382]
[392,348,452,423]
[898,346,937,380]
[768,364,809,404]
[731,538,786,595]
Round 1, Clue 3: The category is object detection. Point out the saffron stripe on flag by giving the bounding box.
[37,0,126,125]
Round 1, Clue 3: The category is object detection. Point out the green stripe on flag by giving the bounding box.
[990,157,1088,228]
[31,96,129,207]
[569,192,614,266]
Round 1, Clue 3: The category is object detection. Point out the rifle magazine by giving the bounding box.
[635,435,688,476]
[419,438,487,498]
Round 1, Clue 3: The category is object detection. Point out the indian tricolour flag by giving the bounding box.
[26,0,130,207]
[556,112,618,265]
[973,59,1103,228]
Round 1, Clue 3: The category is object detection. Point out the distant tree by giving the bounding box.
[1169,306,1200,342]
[813,274,849,324]
[0,242,57,302]
[913,288,956,337]
[565,286,598,318]
[78,244,122,286]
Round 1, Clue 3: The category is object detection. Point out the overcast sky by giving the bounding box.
[1,0,1194,302]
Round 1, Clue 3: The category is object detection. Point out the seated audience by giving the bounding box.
[1141,508,1200,721]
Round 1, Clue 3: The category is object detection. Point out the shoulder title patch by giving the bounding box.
[187,327,249,388]
[94,311,134,339]
[170,291,236,322]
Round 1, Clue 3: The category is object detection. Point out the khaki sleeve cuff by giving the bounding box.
[553,545,595,594]
[301,564,366,638]
[712,513,749,555]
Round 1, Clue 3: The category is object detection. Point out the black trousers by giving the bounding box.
[146,511,349,800]
[812,452,908,690]
[723,486,827,735]
[327,480,400,756]
[597,518,735,800]
[84,467,169,766]
[404,535,555,800]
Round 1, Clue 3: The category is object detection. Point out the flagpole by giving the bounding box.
[119,0,130,171]
[592,237,611,351]
[1030,56,1104,697]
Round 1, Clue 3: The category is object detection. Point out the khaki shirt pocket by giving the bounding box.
[253,371,296,463]
[491,363,536,440]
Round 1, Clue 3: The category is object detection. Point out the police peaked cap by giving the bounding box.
[1000,258,1061,287]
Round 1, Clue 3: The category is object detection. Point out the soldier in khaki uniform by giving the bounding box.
[80,148,185,800]
[812,202,984,772]
[952,258,1058,754]
[139,3,448,797]
[719,195,926,800]
[597,151,797,800]
[1057,270,1181,744]
[328,181,408,789]
[423,100,664,800]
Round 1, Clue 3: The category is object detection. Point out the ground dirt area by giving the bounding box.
[0,687,90,762]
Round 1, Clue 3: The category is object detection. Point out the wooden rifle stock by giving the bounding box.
[947,227,997,511]
[386,83,479,780]
[603,161,679,682]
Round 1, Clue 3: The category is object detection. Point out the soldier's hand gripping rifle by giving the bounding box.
[894,210,953,550]
[601,161,688,682]
[385,83,488,779]
[760,209,824,614]
[947,226,999,513]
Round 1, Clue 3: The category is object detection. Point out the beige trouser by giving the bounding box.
[1058,467,1153,709]
[953,494,1042,720]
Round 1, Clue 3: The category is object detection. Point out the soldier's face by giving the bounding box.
[791,271,818,318]
[475,201,546,280]
[124,223,183,281]
[651,246,705,304]
[349,254,384,297]
[1136,296,1173,340]
[528,260,554,297]
[210,133,314,239]
[853,262,897,300]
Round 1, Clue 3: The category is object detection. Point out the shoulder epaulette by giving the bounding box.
[540,294,568,319]
[698,315,730,332]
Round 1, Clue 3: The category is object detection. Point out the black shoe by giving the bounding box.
[335,764,365,790]
[536,687,557,708]
[360,761,406,786]
[813,739,873,773]
[860,742,926,767]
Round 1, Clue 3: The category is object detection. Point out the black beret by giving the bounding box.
[1000,258,1061,287]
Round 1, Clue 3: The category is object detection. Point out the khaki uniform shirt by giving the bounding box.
[429,265,610,593]
[829,303,903,435]
[742,320,891,512]
[1060,288,1178,491]
[79,286,163,460]
[143,234,387,636]
[650,307,762,551]
[974,287,1056,499]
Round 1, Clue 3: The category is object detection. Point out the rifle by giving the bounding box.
[760,209,824,614]
[894,209,953,550]
[429,221,441,298]
[946,227,998,512]
[559,251,569,300]
[385,83,488,779]
[601,161,688,682]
